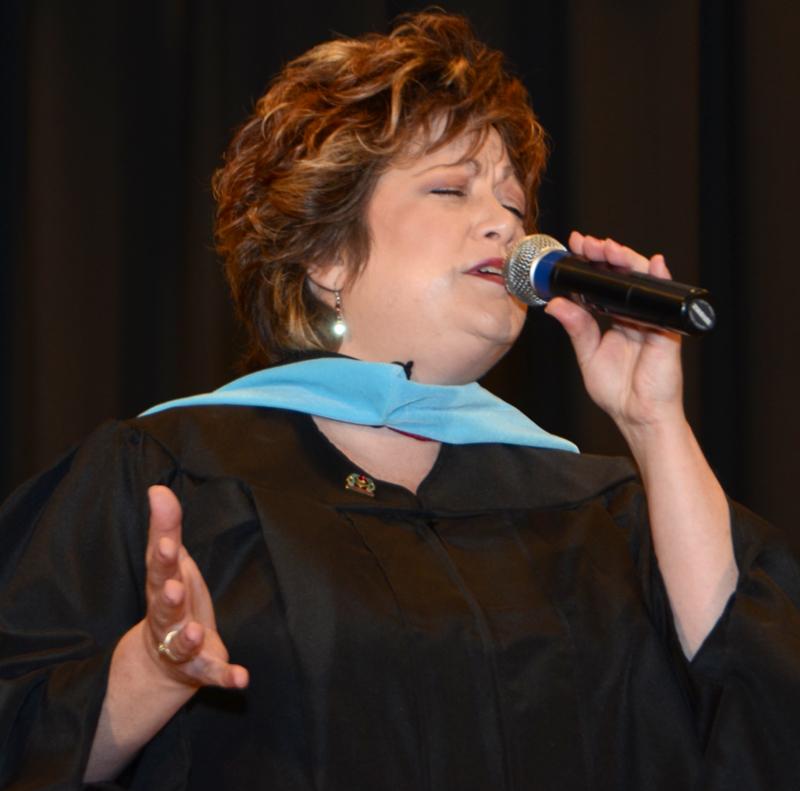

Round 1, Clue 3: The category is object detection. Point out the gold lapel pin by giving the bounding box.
[345,472,376,497]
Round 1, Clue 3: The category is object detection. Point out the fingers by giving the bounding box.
[569,230,669,278]
[158,621,204,664]
[146,487,184,601]
[154,621,250,690]
[146,487,182,587]
[194,656,250,690]
[142,486,249,691]
[145,486,190,654]
[149,576,185,633]
[227,663,249,688]
[568,229,586,257]
[147,537,180,595]
[649,253,671,279]
[187,632,250,689]
[148,485,182,545]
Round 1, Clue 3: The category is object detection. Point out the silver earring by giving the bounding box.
[332,290,347,337]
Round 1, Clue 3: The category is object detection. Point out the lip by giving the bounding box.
[466,257,506,286]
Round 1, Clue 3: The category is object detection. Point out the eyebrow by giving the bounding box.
[412,158,517,182]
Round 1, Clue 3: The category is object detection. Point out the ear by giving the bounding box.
[306,258,349,303]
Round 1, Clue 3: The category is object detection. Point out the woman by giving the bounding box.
[1,11,798,790]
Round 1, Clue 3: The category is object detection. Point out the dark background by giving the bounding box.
[2,1,798,545]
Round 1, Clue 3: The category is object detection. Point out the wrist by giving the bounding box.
[617,413,694,473]
[87,621,197,783]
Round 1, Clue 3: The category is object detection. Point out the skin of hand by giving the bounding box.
[543,230,684,432]
[142,485,249,689]
[84,486,248,782]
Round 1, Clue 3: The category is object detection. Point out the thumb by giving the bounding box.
[544,297,602,368]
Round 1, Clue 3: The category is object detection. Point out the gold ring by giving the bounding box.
[157,628,181,662]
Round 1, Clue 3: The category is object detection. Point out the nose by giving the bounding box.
[474,192,520,250]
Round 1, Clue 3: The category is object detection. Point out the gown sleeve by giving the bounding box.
[0,420,178,789]
[607,479,800,788]
[689,502,800,788]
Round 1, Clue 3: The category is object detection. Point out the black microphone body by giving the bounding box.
[504,234,716,336]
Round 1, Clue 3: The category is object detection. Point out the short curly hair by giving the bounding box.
[212,10,548,371]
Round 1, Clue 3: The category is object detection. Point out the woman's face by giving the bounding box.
[329,129,528,384]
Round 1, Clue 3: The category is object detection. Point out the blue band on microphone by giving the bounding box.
[533,250,566,301]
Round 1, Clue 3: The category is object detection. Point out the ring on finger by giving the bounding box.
[157,628,182,663]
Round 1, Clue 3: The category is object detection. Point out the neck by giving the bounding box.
[335,341,503,385]
[312,417,441,494]
[387,426,435,441]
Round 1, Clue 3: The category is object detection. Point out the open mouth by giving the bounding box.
[468,259,506,286]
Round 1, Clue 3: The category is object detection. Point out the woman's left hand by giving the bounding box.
[544,230,684,433]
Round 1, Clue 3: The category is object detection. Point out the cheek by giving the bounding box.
[470,293,528,342]
[358,266,455,319]
[359,234,457,308]
[511,300,528,333]
[370,193,456,256]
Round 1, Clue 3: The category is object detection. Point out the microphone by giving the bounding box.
[504,234,716,335]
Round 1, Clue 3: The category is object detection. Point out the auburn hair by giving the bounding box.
[212,10,548,370]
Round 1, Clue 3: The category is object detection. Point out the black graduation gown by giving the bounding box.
[1,405,799,790]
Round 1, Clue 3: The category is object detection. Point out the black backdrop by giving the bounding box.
[2,1,798,546]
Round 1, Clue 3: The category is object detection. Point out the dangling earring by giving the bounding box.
[332,290,347,337]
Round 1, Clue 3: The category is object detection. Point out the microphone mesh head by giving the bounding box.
[504,234,566,306]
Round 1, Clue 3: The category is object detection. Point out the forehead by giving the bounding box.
[393,127,514,174]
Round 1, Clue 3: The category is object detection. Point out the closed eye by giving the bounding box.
[431,188,524,219]
[430,188,466,197]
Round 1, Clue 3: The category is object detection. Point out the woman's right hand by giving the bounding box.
[142,485,249,690]
[85,486,248,782]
